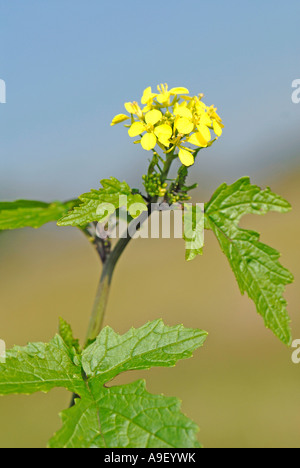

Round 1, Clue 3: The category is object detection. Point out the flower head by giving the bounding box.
[111,84,224,167]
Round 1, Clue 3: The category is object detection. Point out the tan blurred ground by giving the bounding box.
[0,172,299,448]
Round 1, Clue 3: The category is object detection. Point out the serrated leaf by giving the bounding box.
[0,335,84,395]
[0,200,78,230]
[82,319,206,382]
[0,320,207,448]
[205,177,293,344]
[58,177,147,227]
[49,380,201,449]
[183,204,204,261]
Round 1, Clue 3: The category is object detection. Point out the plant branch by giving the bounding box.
[81,223,111,263]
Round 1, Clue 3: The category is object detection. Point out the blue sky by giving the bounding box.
[0,0,299,200]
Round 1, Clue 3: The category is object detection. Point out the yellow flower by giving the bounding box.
[110,83,224,167]
[111,102,143,126]
[124,101,143,118]
[156,83,189,105]
[172,100,212,147]
[172,97,225,164]
[174,99,216,149]
[207,105,224,136]
[141,86,157,106]
[110,114,130,126]
[128,109,172,151]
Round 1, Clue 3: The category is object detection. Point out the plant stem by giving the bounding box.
[69,153,177,408]
[85,152,177,345]
[161,152,176,183]
[69,236,132,408]
[84,235,132,346]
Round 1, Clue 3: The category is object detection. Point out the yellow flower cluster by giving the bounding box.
[110,84,224,167]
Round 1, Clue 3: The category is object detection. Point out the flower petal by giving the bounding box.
[141,132,157,150]
[199,112,212,127]
[145,109,163,125]
[110,114,130,126]
[156,92,170,104]
[176,117,194,134]
[154,124,172,139]
[187,132,208,147]
[155,124,172,148]
[128,121,146,137]
[213,120,223,137]
[196,124,211,142]
[141,86,156,105]
[178,148,194,166]
[174,106,193,119]
[124,102,136,114]
[158,138,171,148]
[169,87,189,95]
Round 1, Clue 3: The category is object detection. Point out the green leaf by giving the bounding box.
[58,177,147,227]
[50,380,201,449]
[183,204,204,261]
[0,320,207,448]
[0,199,78,230]
[82,319,206,382]
[0,335,85,395]
[205,177,294,345]
[58,318,81,356]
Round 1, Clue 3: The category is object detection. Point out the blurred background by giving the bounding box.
[0,0,299,448]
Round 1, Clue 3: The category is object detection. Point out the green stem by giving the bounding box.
[70,155,177,407]
[85,154,176,346]
[84,236,131,346]
[69,236,132,408]
[161,151,177,184]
